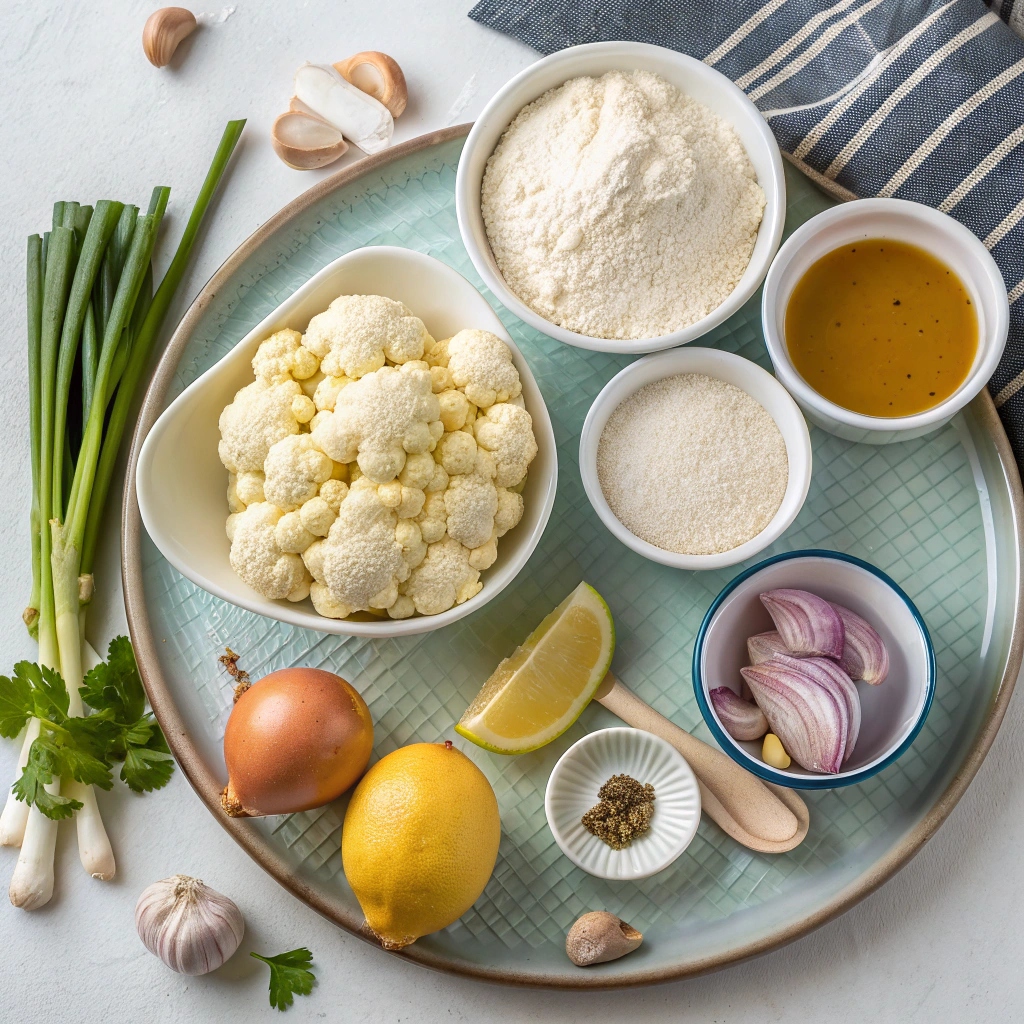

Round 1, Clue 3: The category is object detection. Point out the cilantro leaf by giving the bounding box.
[0,663,36,737]
[12,740,83,820]
[26,662,71,723]
[80,636,145,723]
[250,948,316,1011]
[120,744,174,793]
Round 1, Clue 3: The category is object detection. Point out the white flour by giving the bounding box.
[597,374,788,555]
[481,70,766,340]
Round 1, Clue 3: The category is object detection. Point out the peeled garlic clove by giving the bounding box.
[830,602,890,684]
[271,111,349,170]
[143,7,198,68]
[747,630,791,665]
[760,589,845,660]
[775,654,861,763]
[566,911,643,966]
[741,658,848,774]
[334,51,408,117]
[136,875,244,975]
[709,686,769,741]
[294,63,394,154]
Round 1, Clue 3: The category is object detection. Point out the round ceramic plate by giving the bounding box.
[123,126,1023,988]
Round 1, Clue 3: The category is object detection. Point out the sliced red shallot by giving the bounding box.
[760,589,845,660]
[709,687,769,741]
[774,654,861,763]
[830,602,890,685]
[741,658,848,774]
[746,630,790,665]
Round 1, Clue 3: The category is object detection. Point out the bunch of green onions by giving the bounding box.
[1,120,245,909]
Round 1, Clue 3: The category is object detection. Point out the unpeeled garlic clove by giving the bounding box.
[747,630,790,665]
[271,111,349,170]
[566,911,643,966]
[136,874,244,975]
[709,686,769,741]
[830,602,889,684]
[760,589,845,660]
[294,63,393,154]
[334,51,408,117]
[143,7,198,68]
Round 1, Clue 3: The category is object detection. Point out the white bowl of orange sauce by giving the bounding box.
[761,198,1008,444]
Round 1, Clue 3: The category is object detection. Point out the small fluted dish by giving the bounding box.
[544,727,701,881]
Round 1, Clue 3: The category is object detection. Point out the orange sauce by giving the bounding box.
[784,239,977,417]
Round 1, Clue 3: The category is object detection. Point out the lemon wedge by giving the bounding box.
[456,582,615,754]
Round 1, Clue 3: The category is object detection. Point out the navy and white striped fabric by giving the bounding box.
[468,0,1024,466]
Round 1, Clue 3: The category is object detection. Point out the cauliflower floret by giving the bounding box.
[400,537,482,615]
[302,538,326,583]
[218,379,303,474]
[377,480,426,519]
[430,365,453,393]
[468,532,498,571]
[310,581,352,619]
[435,429,478,476]
[299,369,325,399]
[399,451,437,489]
[437,389,472,432]
[228,502,312,601]
[252,328,320,383]
[319,478,349,512]
[317,478,407,613]
[303,294,431,379]
[387,595,416,619]
[446,330,522,408]
[473,402,538,488]
[425,462,449,493]
[311,362,442,483]
[263,434,333,511]
[299,495,336,536]
[424,336,450,368]
[313,374,355,412]
[235,471,265,506]
[416,491,448,543]
[227,474,245,514]
[396,519,427,571]
[495,487,525,536]
[292,394,316,424]
[275,511,316,554]
[444,451,498,549]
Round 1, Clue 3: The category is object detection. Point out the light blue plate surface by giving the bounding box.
[129,132,1021,986]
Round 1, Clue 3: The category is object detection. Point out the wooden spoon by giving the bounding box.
[594,671,809,854]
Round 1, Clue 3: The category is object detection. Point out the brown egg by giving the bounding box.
[221,668,373,817]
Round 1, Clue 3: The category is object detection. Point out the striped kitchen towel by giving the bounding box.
[468,0,1024,466]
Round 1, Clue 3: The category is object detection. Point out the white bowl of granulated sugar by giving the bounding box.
[456,41,786,355]
[579,348,812,570]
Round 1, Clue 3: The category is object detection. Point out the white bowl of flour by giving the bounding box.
[579,347,812,570]
[456,42,785,354]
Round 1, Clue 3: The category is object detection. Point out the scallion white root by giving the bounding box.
[0,723,38,846]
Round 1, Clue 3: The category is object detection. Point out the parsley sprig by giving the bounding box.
[251,948,317,1011]
[0,636,174,819]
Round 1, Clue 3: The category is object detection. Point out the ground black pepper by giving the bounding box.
[581,774,655,850]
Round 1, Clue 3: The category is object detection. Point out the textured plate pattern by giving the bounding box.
[134,138,1012,981]
[545,728,701,880]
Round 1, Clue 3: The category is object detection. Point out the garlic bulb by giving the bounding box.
[135,874,244,975]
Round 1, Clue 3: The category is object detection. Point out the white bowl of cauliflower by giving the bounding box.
[136,246,557,636]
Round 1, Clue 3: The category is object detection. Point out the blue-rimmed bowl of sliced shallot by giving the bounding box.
[692,550,935,789]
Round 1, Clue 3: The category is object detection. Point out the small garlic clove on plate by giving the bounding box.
[760,589,845,660]
[294,63,394,154]
[746,630,790,665]
[271,111,349,170]
[334,51,408,117]
[709,686,769,741]
[136,874,245,975]
[830,602,890,684]
[566,911,643,966]
[143,7,198,68]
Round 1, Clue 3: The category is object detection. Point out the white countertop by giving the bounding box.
[1,2,1021,1020]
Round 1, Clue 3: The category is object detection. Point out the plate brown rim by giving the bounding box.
[121,123,1024,989]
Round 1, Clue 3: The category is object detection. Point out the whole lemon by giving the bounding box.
[342,741,500,950]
